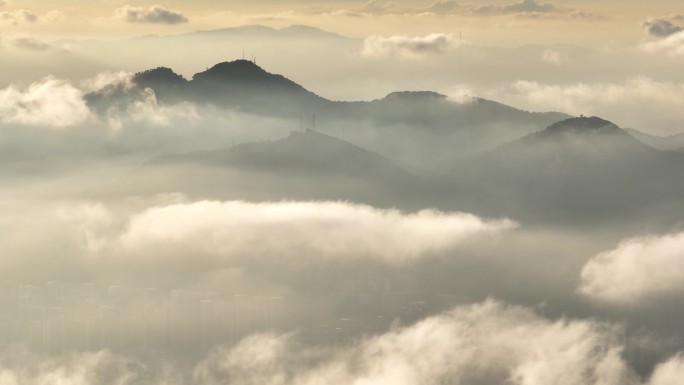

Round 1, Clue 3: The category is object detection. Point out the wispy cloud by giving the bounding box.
[463,77,684,134]
[318,0,605,20]
[640,16,684,57]
[0,9,36,25]
[424,0,461,14]
[115,5,188,25]
[474,0,559,15]
[194,300,642,385]
[2,33,52,51]
[579,232,684,304]
[3,300,684,384]
[362,34,457,57]
[642,17,684,37]
[642,30,684,56]
[471,0,607,20]
[0,77,92,128]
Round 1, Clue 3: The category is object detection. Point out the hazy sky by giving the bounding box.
[1,0,681,42]
[2,0,684,134]
[5,3,684,383]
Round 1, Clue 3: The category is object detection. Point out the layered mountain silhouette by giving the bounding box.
[626,128,684,152]
[153,129,409,179]
[451,116,684,223]
[149,130,423,207]
[86,60,569,171]
[141,114,684,225]
[118,60,567,124]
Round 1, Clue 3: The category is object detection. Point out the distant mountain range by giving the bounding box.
[190,25,350,40]
[146,115,684,226]
[452,116,684,223]
[625,128,684,152]
[86,59,684,225]
[148,129,424,208]
[87,59,570,171]
[152,129,409,180]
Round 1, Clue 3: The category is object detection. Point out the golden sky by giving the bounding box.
[2,0,684,134]
[1,0,681,45]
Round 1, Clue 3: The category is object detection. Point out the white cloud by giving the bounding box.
[115,5,188,24]
[57,203,115,253]
[0,349,177,385]
[105,87,199,130]
[2,301,684,384]
[81,71,199,130]
[195,300,639,385]
[63,200,515,266]
[81,71,135,93]
[362,34,456,57]
[579,232,684,305]
[0,9,36,25]
[0,77,92,128]
[650,355,684,385]
[642,30,684,57]
[1,33,51,51]
[470,77,684,134]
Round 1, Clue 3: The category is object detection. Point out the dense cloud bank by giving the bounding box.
[3,300,684,384]
[580,232,684,305]
[115,200,515,265]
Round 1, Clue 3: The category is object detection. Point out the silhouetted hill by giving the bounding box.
[626,128,684,152]
[135,67,187,87]
[148,130,423,207]
[339,92,569,171]
[133,67,188,103]
[153,129,410,180]
[87,60,570,171]
[515,116,655,158]
[116,61,566,131]
[541,116,618,135]
[187,60,327,112]
[362,92,568,128]
[451,117,684,223]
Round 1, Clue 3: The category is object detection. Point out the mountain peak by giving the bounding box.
[192,60,266,81]
[134,67,187,87]
[544,116,620,136]
[382,91,447,101]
